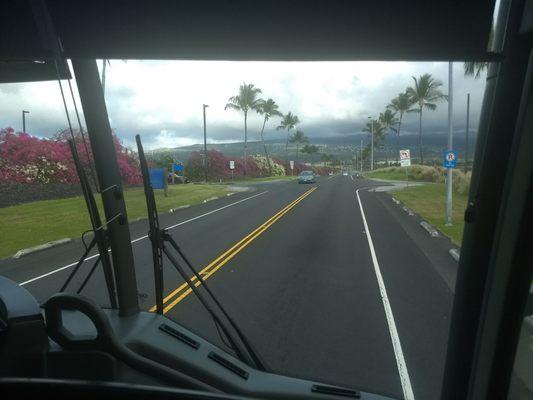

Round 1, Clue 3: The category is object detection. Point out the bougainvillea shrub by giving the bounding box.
[0,127,141,185]
[185,150,262,180]
[185,151,333,181]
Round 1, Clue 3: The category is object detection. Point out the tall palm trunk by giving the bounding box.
[243,110,248,176]
[418,107,424,165]
[396,113,403,164]
[260,117,272,175]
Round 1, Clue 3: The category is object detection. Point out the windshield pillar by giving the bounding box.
[71,59,139,316]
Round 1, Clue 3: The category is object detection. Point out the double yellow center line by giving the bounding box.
[150,186,317,314]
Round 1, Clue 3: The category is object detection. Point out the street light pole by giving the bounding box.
[22,110,30,133]
[360,139,363,171]
[446,62,454,226]
[368,116,374,170]
[203,104,209,183]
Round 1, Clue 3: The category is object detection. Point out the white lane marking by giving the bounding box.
[350,174,354,181]
[355,188,415,400]
[20,191,268,286]
[327,174,336,180]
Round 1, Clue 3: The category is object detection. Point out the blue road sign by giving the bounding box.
[443,150,458,168]
[173,163,184,172]
[149,168,165,189]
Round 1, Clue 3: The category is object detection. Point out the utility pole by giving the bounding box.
[446,62,454,226]
[465,93,470,173]
[22,110,30,133]
[203,104,209,183]
[360,139,363,171]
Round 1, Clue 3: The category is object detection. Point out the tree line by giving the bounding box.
[225,84,328,176]
[227,63,487,174]
[364,63,487,167]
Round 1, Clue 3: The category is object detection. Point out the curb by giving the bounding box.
[449,248,460,262]
[202,196,218,203]
[13,238,72,259]
[169,204,191,213]
[402,206,415,216]
[420,221,439,237]
[392,197,400,205]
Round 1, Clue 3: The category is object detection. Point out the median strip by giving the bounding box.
[151,186,317,314]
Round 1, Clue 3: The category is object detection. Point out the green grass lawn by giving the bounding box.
[393,183,467,245]
[0,184,233,259]
[364,169,411,181]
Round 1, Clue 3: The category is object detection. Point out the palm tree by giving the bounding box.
[387,91,413,163]
[363,120,386,148]
[256,98,283,175]
[276,112,300,172]
[379,110,399,165]
[379,109,399,135]
[464,62,488,78]
[301,144,319,163]
[225,83,262,176]
[289,130,308,162]
[406,74,446,164]
[321,153,333,167]
[363,119,386,169]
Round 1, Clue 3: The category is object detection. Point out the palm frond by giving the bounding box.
[464,61,488,78]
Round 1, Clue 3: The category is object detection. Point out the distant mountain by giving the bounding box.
[149,132,477,163]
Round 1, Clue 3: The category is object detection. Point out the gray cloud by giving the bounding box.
[0,61,486,149]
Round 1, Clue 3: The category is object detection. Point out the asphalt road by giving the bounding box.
[0,175,459,399]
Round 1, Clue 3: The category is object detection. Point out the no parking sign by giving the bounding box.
[399,149,411,167]
[443,150,458,168]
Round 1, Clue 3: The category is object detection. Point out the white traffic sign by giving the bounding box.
[229,160,235,170]
[399,149,411,167]
[289,160,294,170]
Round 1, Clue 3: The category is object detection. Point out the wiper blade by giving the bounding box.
[135,134,266,371]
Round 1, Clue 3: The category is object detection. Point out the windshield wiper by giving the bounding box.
[135,134,267,371]
[59,140,118,308]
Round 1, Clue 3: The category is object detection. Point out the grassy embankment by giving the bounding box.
[0,184,233,259]
[364,166,469,245]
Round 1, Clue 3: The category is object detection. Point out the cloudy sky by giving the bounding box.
[0,61,486,150]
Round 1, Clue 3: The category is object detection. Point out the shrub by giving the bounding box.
[0,127,141,185]
[452,169,471,194]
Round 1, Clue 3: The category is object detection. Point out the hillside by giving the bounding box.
[149,132,477,163]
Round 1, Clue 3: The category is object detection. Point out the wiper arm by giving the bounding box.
[59,140,118,308]
[135,134,266,371]
[164,234,267,371]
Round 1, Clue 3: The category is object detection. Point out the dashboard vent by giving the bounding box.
[208,351,249,380]
[159,323,200,349]
[311,384,361,398]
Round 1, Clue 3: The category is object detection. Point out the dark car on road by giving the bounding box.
[298,170,316,184]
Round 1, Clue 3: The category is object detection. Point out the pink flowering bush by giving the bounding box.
[185,150,265,181]
[185,150,334,181]
[0,127,141,185]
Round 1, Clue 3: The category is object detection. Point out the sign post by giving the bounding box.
[289,160,294,176]
[443,150,457,225]
[171,162,175,184]
[229,160,235,182]
[399,149,411,187]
